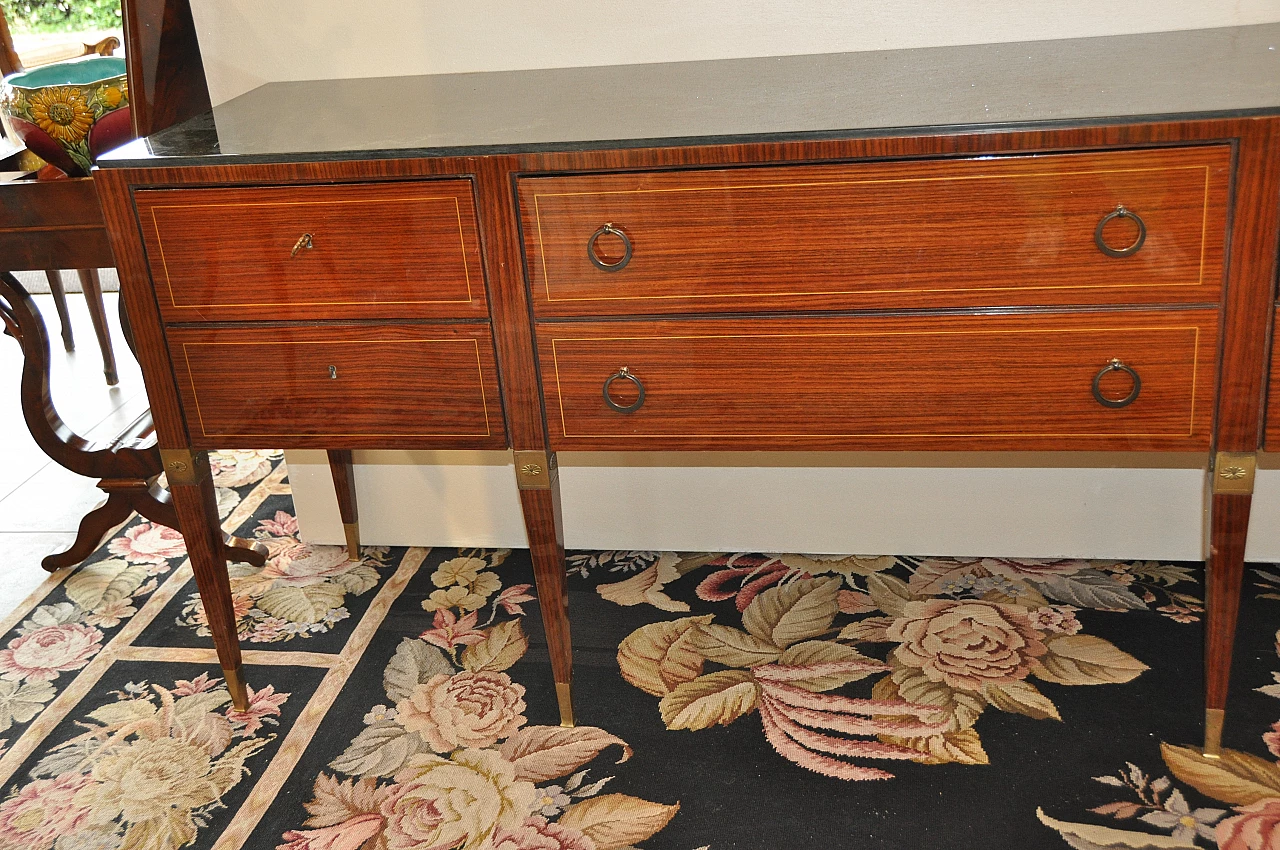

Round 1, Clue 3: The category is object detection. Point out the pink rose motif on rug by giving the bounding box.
[279,549,679,850]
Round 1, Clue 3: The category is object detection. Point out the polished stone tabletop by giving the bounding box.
[100,23,1280,167]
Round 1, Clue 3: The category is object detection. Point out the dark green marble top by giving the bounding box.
[99,23,1280,167]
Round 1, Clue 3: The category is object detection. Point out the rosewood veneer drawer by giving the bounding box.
[1266,307,1280,449]
[539,310,1217,451]
[168,324,505,449]
[521,146,1229,316]
[136,181,486,322]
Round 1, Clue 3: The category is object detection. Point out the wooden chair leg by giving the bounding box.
[41,492,134,571]
[43,270,73,351]
[327,449,360,560]
[75,268,117,385]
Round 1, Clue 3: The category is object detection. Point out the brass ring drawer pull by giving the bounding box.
[1092,358,1141,408]
[1094,205,1146,258]
[587,223,633,271]
[603,366,645,412]
[291,232,314,257]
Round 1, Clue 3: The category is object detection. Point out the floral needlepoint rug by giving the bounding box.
[0,452,1278,849]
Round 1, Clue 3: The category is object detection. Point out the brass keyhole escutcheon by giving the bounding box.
[329,365,338,380]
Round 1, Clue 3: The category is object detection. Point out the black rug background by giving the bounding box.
[233,547,1280,850]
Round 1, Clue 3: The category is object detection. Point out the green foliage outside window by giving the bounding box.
[2,0,122,34]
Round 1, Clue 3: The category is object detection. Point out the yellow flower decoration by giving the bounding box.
[101,86,123,108]
[469,572,502,598]
[431,557,485,589]
[423,586,487,612]
[28,87,94,144]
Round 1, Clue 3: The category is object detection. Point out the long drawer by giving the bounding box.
[168,324,506,449]
[520,146,1230,316]
[136,180,487,322]
[538,310,1218,451]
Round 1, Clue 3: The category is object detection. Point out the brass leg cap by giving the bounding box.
[556,681,575,727]
[223,665,249,711]
[343,522,361,561]
[1204,708,1225,758]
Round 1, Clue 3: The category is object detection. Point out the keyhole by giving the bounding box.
[329,365,338,380]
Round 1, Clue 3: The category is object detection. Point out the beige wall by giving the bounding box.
[191,1,1280,105]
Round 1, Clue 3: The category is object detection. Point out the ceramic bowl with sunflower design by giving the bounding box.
[0,56,130,177]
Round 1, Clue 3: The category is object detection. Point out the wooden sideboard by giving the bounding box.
[94,24,1280,752]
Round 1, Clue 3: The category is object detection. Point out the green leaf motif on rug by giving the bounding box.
[556,793,681,850]
[617,615,711,697]
[742,577,841,648]
[383,639,453,703]
[461,618,528,673]
[329,720,425,779]
[256,583,347,625]
[498,725,633,783]
[1034,635,1150,686]
[0,679,54,731]
[1161,743,1280,805]
[658,670,760,731]
[64,559,150,613]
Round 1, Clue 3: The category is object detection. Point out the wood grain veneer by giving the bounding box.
[540,310,1218,452]
[521,146,1230,316]
[167,323,506,449]
[136,180,487,322]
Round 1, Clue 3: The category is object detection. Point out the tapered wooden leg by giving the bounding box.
[1205,490,1252,756]
[43,270,73,351]
[163,448,248,710]
[327,449,360,560]
[75,269,117,385]
[515,450,574,726]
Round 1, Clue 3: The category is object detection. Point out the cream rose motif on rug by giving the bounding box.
[0,674,286,850]
[0,622,102,683]
[597,552,1185,780]
[280,551,679,850]
[178,510,392,643]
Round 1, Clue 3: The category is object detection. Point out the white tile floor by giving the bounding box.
[0,290,149,617]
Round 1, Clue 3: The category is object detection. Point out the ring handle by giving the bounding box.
[1092,358,1141,408]
[1094,205,1146,258]
[587,223,633,272]
[603,366,645,413]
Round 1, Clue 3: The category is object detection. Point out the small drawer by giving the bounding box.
[539,310,1218,451]
[169,324,506,449]
[520,146,1230,316]
[136,180,487,322]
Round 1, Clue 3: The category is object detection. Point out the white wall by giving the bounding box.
[190,1,1280,105]
[197,4,1280,560]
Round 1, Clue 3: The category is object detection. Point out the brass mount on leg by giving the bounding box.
[158,448,209,487]
[1212,452,1257,496]
[514,450,556,490]
[1204,708,1225,758]
[223,664,248,711]
[556,681,575,727]
[343,522,361,561]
